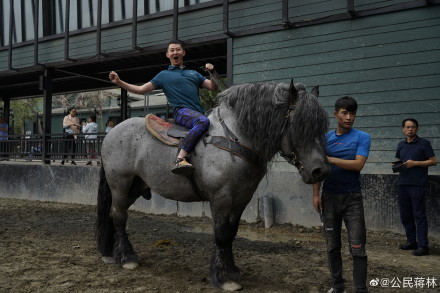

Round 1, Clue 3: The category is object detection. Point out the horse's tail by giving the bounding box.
[95,164,115,256]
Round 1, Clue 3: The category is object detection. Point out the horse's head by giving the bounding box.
[279,81,330,184]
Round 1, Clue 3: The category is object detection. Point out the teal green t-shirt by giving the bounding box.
[150,66,206,113]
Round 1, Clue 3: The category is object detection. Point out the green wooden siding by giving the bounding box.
[178,6,223,39]
[233,6,440,174]
[137,16,174,47]
[288,0,347,22]
[229,0,282,31]
[355,0,413,11]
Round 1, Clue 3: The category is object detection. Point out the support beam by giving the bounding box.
[8,0,17,71]
[120,88,128,121]
[347,0,355,17]
[173,0,179,40]
[223,0,234,36]
[64,0,75,61]
[42,67,54,165]
[226,37,233,87]
[2,98,11,127]
[96,0,107,58]
[282,0,291,28]
[34,0,41,65]
[132,0,142,51]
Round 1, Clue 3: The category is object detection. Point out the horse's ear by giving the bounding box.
[289,79,298,105]
[311,85,319,98]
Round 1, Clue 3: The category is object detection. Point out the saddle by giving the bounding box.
[145,114,188,146]
[144,112,264,202]
[145,113,264,167]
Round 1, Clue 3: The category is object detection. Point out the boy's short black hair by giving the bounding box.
[402,118,418,128]
[90,114,97,122]
[334,96,358,113]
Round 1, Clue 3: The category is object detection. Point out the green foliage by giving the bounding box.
[199,87,218,111]
[6,98,43,134]
[199,77,227,112]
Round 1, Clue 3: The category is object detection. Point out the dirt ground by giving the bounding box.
[0,197,439,293]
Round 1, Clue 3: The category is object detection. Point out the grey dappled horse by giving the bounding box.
[96,81,330,291]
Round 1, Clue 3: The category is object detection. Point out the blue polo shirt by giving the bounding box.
[395,136,435,186]
[150,66,206,114]
[323,128,371,194]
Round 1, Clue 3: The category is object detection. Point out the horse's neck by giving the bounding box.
[208,105,240,136]
[208,104,268,157]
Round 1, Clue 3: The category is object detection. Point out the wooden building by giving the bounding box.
[0,0,439,230]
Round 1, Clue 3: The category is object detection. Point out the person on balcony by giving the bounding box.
[61,107,80,165]
[82,114,100,166]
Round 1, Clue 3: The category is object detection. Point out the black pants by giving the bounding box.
[322,191,368,293]
[63,134,76,160]
[397,185,428,248]
[0,140,9,159]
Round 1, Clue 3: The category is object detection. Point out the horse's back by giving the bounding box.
[101,117,149,171]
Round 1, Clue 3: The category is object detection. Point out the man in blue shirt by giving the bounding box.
[109,40,218,174]
[312,96,370,293]
[395,118,437,256]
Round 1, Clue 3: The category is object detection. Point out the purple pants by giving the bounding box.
[173,107,210,153]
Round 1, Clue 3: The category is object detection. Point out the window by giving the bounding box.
[0,0,214,46]
[0,0,43,46]
[136,0,213,16]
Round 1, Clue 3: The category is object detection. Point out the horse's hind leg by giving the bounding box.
[210,207,244,291]
[130,176,151,200]
[111,187,140,270]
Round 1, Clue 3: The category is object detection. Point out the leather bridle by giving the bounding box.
[278,80,304,172]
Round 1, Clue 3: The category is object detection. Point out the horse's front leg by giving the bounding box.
[210,207,244,291]
[111,195,139,270]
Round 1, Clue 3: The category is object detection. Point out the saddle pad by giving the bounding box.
[145,114,180,146]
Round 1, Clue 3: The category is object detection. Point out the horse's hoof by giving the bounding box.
[221,281,243,291]
[101,256,116,264]
[122,262,139,270]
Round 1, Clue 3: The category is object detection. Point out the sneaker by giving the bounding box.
[327,288,346,293]
[413,247,429,256]
[71,161,76,165]
[171,157,195,175]
[399,242,418,250]
[61,160,65,165]
[86,161,92,166]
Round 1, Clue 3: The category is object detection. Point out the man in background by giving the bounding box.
[395,118,437,256]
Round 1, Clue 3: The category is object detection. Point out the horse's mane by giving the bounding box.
[217,82,328,161]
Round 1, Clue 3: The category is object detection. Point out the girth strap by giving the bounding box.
[204,135,264,167]
[186,173,208,201]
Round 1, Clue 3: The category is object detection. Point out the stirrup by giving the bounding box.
[171,157,195,175]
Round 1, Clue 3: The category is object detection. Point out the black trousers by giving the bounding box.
[322,191,368,293]
[63,134,76,160]
[397,185,428,248]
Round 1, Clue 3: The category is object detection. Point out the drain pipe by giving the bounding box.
[263,196,274,228]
